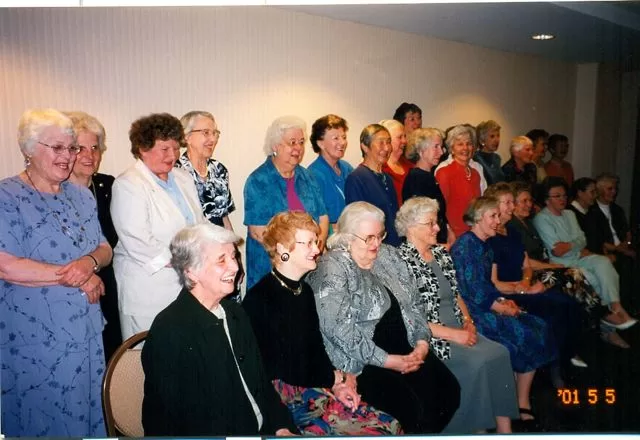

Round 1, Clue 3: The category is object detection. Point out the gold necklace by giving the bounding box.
[271,270,302,296]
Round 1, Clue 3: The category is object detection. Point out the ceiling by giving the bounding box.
[279,1,640,63]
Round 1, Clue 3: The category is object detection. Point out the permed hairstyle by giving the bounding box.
[262,211,320,264]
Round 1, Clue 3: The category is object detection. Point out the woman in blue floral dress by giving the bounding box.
[0,109,111,437]
[450,196,556,422]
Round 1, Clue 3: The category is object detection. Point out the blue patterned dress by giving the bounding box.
[450,232,556,373]
[0,176,106,437]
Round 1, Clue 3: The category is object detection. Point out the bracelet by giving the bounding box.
[463,316,474,324]
[85,254,99,273]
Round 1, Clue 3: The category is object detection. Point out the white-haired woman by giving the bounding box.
[142,223,297,436]
[66,110,122,361]
[450,197,556,423]
[396,197,518,433]
[177,111,235,230]
[402,127,455,247]
[307,201,460,433]
[243,116,328,289]
[501,136,537,185]
[434,125,482,237]
[474,120,505,185]
[380,119,412,205]
[0,109,112,436]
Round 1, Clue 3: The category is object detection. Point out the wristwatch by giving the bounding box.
[85,254,99,273]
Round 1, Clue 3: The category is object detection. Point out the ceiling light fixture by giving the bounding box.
[531,33,555,41]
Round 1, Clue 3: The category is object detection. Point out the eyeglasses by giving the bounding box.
[295,239,319,249]
[284,139,305,148]
[416,220,438,228]
[191,129,221,138]
[549,194,568,199]
[352,231,387,245]
[38,141,81,155]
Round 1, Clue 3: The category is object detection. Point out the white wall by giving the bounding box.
[0,6,577,233]
[571,63,598,179]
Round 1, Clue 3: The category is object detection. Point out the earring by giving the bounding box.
[273,150,278,157]
[280,253,289,262]
[24,156,31,167]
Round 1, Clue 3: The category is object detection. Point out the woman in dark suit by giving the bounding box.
[67,111,122,361]
[142,223,297,436]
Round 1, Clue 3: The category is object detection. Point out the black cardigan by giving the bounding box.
[142,289,296,436]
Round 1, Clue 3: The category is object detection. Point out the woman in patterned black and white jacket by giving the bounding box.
[396,197,518,433]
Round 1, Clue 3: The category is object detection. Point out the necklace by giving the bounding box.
[464,166,472,181]
[24,171,87,248]
[271,270,302,296]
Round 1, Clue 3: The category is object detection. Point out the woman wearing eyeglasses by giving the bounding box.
[111,113,205,340]
[307,201,460,434]
[243,116,328,289]
[0,109,112,437]
[243,211,402,435]
[533,176,637,332]
[66,111,122,362]
[177,111,235,230]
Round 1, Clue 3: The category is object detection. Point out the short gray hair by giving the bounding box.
[406,127,444,162]
[463,196,498,226]
[510,136,533,155]
[180,111,216,135]
[327,202,385,251]
[395,197,440,237]
[445,125,476,151]
[170,223,241,290]
[18,108,75,156]
[379,119,404,133]
[64,111,107,152]
[263,115,307,156]
[476,120,501,146]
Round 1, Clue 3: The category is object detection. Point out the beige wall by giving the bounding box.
[0,6,577,233]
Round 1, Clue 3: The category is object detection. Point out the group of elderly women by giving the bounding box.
[1,105,635,437]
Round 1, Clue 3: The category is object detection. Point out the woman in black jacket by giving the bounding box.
[142,223,297,436]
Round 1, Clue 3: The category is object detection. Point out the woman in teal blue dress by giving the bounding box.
[243,116,328,289]
[0,109,111,436]
[308,114,353,232]
[450,196,556,422]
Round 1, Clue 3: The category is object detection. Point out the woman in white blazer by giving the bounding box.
[111,113,205,339]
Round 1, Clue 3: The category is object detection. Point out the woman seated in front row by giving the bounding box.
[142,223,296,436]
[396,197,518,433]
[450,197,556,423]
[307,202,461,434]
[509,181,601,315]
[243,211,402,435]
[485,182,587,381]
[533,177,636,331]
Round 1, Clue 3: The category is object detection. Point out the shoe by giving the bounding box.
[601,317,637,330]
[600,330,630,349]
[570,357,588,368]
[519,407,536,421]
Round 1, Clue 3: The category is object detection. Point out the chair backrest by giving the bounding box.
[102,331,148,437]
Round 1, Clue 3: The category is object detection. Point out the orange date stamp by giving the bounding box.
[557,388,616,405]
